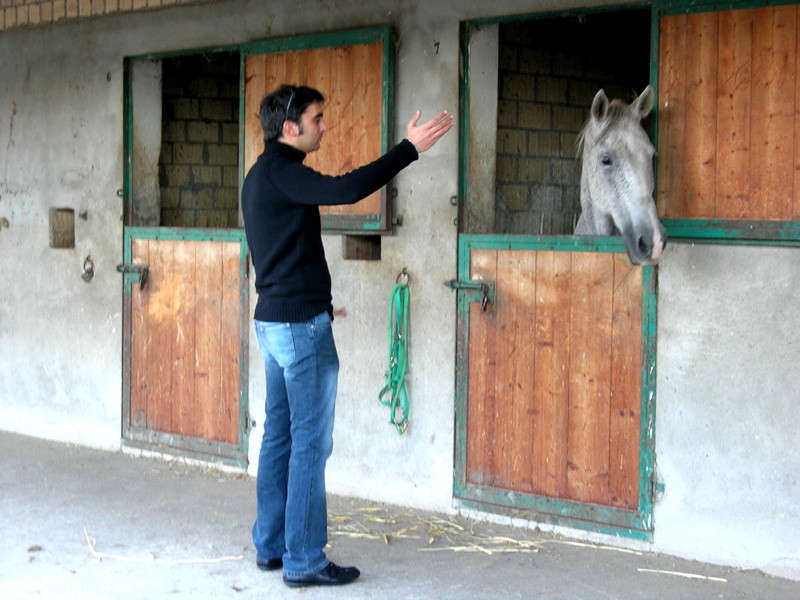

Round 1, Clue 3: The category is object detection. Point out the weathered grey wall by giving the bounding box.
[0,0,797,582]
[0,26,125,447]
[655,242,800,579]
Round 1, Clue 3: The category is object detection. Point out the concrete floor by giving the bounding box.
[2,431,799,600]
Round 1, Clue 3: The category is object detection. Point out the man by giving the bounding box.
[241,84,453,588]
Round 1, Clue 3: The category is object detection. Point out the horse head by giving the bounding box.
[575,86,666,265]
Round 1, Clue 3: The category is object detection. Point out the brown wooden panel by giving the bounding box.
[531,250,571,499]
[489,250,537,492]
[219,243,242,444]
[465,248,642,510]
[508,251,537,493]
[567,253,613,506]
[466,249,498,486]
[169,241,196,437]
[129,239,241,445]
[194,242,222,442]
[657,14,687,218]
[795,8,800,220]
[146,239,178,434]
[684,12,718,218]
[751,6,796,220]
[716,9,754,220]
[244,55,267,181]
[608,256,643,509]
[490,250,515,489]
[661,6,800,222]
[244,42,384,219]
[130,239,150,430]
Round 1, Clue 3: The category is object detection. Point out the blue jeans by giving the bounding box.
[252,311,339,578]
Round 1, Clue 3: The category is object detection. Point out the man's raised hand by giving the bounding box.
[406,110,455,153]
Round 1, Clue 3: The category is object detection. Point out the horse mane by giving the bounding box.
[575,99,629,160]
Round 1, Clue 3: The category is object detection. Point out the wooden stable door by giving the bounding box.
[454,236,656,538]
[121,232,249,466]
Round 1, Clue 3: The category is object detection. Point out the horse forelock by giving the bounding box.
[576,99,632,159]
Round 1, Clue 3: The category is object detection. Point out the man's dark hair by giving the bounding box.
[259,85,325,144]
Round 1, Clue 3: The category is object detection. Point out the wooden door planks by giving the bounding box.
[243,42,384,219]
[658,6,800,222]
[465,248,642,510]
[129,239,240,445]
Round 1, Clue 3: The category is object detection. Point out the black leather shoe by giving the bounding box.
[256,558,283,571]
[283,562,360,588]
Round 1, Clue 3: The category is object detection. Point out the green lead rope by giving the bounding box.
[378,275,410,435]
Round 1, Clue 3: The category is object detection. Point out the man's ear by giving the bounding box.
[282,120,299,139]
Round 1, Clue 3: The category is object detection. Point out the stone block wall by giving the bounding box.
[159,52,240,228]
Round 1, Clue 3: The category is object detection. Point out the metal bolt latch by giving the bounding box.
[116,263,149,290]
[444,279,495,312]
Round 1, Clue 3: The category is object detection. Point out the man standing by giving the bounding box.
[241,84,453,588]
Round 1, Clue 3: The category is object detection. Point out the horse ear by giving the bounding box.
[591,89,609,121]
[632,85,655,120]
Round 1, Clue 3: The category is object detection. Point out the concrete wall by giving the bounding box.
[0,0,797,582]
[0,25,125,448]
[655,242,800,579]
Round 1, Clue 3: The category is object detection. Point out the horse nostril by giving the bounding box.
[638,236,652,257]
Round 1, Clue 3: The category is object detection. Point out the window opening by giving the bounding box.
[129,51,240,228]
[465,10,651,236]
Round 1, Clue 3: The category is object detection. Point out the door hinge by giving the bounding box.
[444,279,495,312]
[651,474,665,500]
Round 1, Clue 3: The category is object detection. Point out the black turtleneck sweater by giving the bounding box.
[242,139,418,323]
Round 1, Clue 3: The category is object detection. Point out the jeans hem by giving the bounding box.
[283,558,330,579]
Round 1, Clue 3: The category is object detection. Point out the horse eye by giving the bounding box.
[600,154,612,166]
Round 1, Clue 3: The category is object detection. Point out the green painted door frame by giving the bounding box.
[452,235,658,540]
[119,226,251,468]
[456,8,659,540]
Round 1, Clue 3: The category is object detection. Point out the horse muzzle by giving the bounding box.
[623,221,667,265]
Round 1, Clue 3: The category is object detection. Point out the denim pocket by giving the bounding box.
[255,320,296,368]
[308,311,332,336]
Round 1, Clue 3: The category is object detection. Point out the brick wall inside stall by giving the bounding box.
[159,52,240,228]
[495,13,649,235]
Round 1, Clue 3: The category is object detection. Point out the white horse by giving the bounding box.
[575,86,666,265]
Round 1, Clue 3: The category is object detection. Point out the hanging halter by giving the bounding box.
[378,268,410,435]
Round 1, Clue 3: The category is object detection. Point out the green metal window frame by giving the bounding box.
[123,44,243,227]
[652,0,800,246]
[122,26,396,234]
[458,1,800,246]
[452,234,658,540]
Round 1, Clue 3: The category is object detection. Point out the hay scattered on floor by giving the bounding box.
[638,568,727,583]
[328,507,540,555]
[83,527,243,564]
